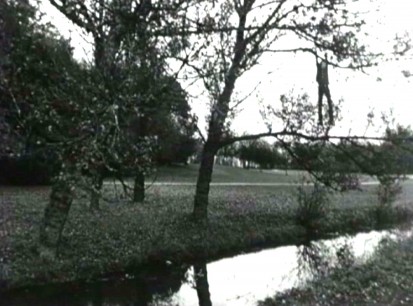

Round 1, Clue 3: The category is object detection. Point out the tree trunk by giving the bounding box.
[193,142,217,220]
[90,172,103,211]
[133,171,145,203]
[39,176,75,259]
[192,6,247,221]
[194,261,212,306]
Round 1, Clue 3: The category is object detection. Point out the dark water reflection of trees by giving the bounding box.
[0,243,370,306]
[4,228,405,306]
[296,239,355,283]
[193,261,212,306]
[2,263,190,306]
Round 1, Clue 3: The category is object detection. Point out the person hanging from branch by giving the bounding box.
[316,53,334,126]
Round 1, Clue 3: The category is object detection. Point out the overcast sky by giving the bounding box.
[39,0,413,137]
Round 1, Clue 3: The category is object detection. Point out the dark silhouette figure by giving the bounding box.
[316,54,334,126]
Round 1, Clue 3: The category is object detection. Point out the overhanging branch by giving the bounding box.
[220,130,391,147]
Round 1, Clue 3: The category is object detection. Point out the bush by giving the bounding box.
[295,183,329,233]
[375,177,403,224]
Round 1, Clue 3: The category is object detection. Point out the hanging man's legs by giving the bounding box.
[318,85,324,125]
[325,86,334,126]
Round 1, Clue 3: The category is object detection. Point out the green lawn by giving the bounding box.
[1,181,412,291]
[148,164,307,183]
[134,164,378,184]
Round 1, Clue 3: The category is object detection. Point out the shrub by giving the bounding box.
[295,183,329,233]
[375,176,403,224]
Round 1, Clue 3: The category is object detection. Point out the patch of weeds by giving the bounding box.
[295,183,329,234]
[296,238,355,286]
[375,177,403,225]
[335,240,355,269]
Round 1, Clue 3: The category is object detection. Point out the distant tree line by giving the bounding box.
[217,131,413,176]
[217,139,289,169]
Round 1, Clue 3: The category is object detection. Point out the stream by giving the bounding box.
[2,226,411,306]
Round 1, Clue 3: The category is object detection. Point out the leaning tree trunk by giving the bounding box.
[133,171,145,203]
[193,142,218,220]
[192,6,245,221]
[90,171,104,211]
[39,174,75,259]
[194,261,212,306]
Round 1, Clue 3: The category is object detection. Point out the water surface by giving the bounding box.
[3,226,411,306]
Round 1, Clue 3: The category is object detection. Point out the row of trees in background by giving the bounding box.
[1,0,411,258]
[217,139,288,169]
[217,131,413,178]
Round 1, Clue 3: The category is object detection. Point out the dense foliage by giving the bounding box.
[0,0,196,186]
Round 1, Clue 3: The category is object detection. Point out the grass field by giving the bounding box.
[149,164,307,183]
[0,165,412,291]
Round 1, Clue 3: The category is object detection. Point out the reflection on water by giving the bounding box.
[2,227,411,306]
[194,262,212,306]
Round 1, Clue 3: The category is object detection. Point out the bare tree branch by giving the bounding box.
[49,0,97,36]
[221,130,392,147]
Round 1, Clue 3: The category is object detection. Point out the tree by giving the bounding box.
[0,0,25,157]
[132,75,197,166]
[48,0,195,206]
[0,1,71,185]
[155,119,197,165]
[1,0,89,257]
[238,140,258,169]
[29,0,196,256]
[126,73,197,201]
[237,139,285,169]
[47,0,149,207]
[393,32,412,78]
[174,0,376,220]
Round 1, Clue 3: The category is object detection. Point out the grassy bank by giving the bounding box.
[1,181,413,292]
[260,225,413,306]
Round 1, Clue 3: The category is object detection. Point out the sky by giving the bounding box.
[38,0,413,138]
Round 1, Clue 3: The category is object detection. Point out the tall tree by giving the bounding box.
[49,0,194,206]
[30,0,194,256]
[0,0,40,157]
[50,0,182,207]
[1,0,86,257]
